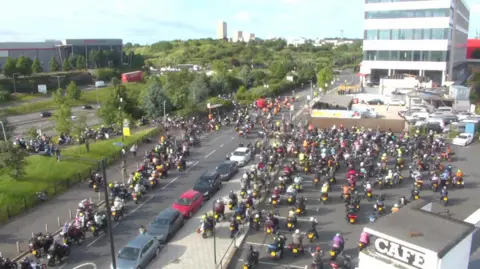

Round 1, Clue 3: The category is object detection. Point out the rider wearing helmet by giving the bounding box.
[311,246,323,267]
[333,233,345,252]
[244,245,259,265]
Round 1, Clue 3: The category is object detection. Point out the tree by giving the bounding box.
[235,85,249,100]
[98,85,135,125]
[68,55,77,69]
[49,57,59,72]
[52,88,66,104]
[62,58,72,71]
[31,58,43,74]
[2,58,17,78]
[54,103,73,135]
[317,67,334,93]
[188,74,210,104]
[65,81,82,100]
[16,56,32,76]
[89,50,99,68]
[141,81,172,118]
[238,65,253,88]
[0,142,28,179]
[111,77,121,88]
[71,114,88,147]
[472,49,480,60]
[0,115,14,140]
[76,56,86,69]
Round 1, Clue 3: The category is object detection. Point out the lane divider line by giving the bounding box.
[205,150,216,158]
[220,144,224,147]
[186,161,199,171]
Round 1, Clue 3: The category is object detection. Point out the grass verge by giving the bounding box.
[0,127,159,221]
[3,82,146,115]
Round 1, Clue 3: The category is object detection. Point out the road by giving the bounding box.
[227,139,480,268]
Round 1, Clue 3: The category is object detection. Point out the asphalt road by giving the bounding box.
[5,86,310,269]
[228,141,480,269]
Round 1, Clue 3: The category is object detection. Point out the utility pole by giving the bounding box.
[12,73,20,94]
[0,120,7,141]
[53,75,65,89]
[119,97,125,142]
[448,0,458,83]
[163,101,167,123]
[101,159,117,269]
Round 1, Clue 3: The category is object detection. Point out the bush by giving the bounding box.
[93,68,120,81]
[0,90,12,102]
[0,71,93,93]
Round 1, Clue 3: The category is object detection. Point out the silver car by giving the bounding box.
[112,234,160,269]
[228,147,251,167]
[148,208,185,244]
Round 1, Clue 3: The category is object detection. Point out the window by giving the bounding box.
[399,51,412,61]
[423,29,432,40]
[377,51,390,61]
[141,240,153,255]
[391,29,400,40]
[379,30,390,40]
[413,51,421,61]
[413,29,422,40]
[431,29,446,39]
[429,51,446,61]
[365,51,377,61]
[390,51,399,61]
[399,29,413,40]
[366,30,378,40]
[366,9,450,19]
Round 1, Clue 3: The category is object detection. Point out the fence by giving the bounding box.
[216,222,246,269]
[0,128,161,222]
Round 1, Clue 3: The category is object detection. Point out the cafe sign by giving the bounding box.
[374,237,426,269]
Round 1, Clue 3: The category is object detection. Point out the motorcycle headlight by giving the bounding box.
[47,255,52,259]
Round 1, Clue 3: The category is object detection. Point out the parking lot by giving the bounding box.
[228,140,480,269]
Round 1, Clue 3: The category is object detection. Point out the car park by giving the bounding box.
[147,208,185,244]
[40,111,52,118]
[216,161,239,181]
[228,147,251,167]
[452,133,474,146]
[113,234,160,269]
[172,190,204,218]
[193,171,222,199]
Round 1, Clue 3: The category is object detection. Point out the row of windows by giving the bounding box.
[366,0,433,2]
[363,50,448,62]
[365,28,450,40]
[366,9,449,19]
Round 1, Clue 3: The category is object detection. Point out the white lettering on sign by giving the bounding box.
[374,237,426,269]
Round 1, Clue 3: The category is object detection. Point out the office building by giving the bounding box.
[217,21,228,39]
[243,32,256,42]
[234,31,244,42]
[0,39,123,71]
[361,0,470,85]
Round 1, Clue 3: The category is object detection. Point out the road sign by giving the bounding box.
[123,119,130,128]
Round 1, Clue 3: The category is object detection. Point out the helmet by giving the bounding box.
[335,233,341,237]
[243,174,248,179]
[315,246,321,252]
[230,190,234,194]
[295,229,300,234]
[360,162,364,167]
[394,204,399,208]
[388,170,392,173]
[443,186,447,190]
[310,217,315,222]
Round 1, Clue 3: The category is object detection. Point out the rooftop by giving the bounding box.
[365,199,475,257]
[313,95,353,110]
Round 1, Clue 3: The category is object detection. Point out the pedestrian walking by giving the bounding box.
[130,144,137,157]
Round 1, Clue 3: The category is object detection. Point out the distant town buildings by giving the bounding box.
[286,37,354,47]
[217,21,227,39]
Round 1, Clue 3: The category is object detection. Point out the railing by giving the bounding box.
[216,222,246,269]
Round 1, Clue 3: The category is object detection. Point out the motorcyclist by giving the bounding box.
[266,212,279,229]
[456,169,463,178]
[373,199,384,212]
[288,207,298,224]
[333,233,345,253]
[341,184,350,201]
[384,169,393,182]
[134,183,146,194]
[48,237,67,261]
[411,185,421,200]
[215,199,225,220]
[359,231,370,246]
[309,217,319,239]
[391,204,400,213]
[94,212,106,228]
[113,197,125,211]
[203,213,214,230]
[431,174,440,185]
[321,182,329,194]
[228,191,238,207]
[229,217,239,237]
[310,246,323,268]
[244,245,259,266]
[296,195,306,212]
[292,229,304,251]
[440,186,448,200]
[273,232,287,256]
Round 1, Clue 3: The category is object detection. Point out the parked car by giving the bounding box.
[216,161,239,181]
[172,190,204,218]
[40,111,52,118]
[227,147,252,167]
[367,99,384,105]
[82,105,93,109]
[148,208,185,244]
[387,99,404,106]
[114,234,160,269]
[452,133,474,146]
[423,123,444,134]
[193,171,222,199]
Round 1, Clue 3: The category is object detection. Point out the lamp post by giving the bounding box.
[53,75,65,89]
[12,73,20,94]
[212,200,217,266]
[163,101,167,124]
[0,120,7,141]
[119,97,125,142]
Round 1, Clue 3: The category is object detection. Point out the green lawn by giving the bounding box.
[3,82,146,115]
[0,127,158,221]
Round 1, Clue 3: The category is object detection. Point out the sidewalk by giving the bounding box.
[151,161,282,269]
[0,128,180,259]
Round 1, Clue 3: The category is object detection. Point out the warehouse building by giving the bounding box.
[0,39,123,72]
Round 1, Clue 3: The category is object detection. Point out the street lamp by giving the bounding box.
[212,200,217,266]
[119,97,125,142]
[12,73,20,94]
[53,75,66,89]
[163,101,167,124]
[0,120,7,141]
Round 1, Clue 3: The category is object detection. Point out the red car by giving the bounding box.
[172,190,204,218]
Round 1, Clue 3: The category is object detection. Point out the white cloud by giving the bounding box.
[472,4,480,13]
[235,11,252,22]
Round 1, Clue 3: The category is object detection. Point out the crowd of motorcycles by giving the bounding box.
[196,97,464,269]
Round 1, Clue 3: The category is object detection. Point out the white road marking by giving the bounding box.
[162,176,179,190]
[275,216,311,222]
[245,242,287,248]
[220,144,224,147]
[71,263,98,269]
[186,161,199,171]
[232,137,235,140]
[238,259,306,269]
[205,150,216,158]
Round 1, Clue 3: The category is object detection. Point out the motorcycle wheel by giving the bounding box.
[93,230,99,236]
[47,258,55,266]
[135,199,139,204]
[202,233,208,239]
[80,232,86,240]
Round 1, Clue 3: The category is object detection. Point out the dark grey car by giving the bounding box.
[148,208,185,244]
[216,161,239,181]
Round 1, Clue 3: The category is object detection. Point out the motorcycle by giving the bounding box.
[306,230,316,242]
[443,196,449,206]
[227,200,236,210]
[288,244,303,257]
[132,192,141,204]
[253,214,261,231]
[267,243,283,259]
[413,190,420,200]
[358,241,367,251]
[286,217,296,231]
[93,182,100,192]
[347,213,357,224]
[321,192,328,204]
[111,207,124,221]
[269,195,280,207]
[415,180,423,189]
[431,182,439,192]
[0,257,18,269]
[287,194,296,206]
[229,223,238,238]
[329,247,340,261]
[365,189,373,201]
[312,177,320,187]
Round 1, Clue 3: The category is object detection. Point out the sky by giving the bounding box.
[0,0,479,44]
